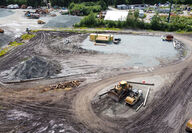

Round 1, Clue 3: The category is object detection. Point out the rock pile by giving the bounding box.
[11,56,61,80]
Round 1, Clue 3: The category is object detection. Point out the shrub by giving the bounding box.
[75,11,192,32]
[69,2,103,16]
[79,11,97,27]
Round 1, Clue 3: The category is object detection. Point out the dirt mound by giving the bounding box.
[11,56,61,80]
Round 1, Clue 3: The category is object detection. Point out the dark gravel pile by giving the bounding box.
[11,56,61,80]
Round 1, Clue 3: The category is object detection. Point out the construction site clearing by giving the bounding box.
[0,30,192,133]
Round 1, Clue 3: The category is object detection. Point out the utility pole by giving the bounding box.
[167,0,173,23]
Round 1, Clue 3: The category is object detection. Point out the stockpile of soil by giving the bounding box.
[11,56,61,80]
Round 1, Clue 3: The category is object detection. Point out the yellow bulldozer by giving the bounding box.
[108,81,133,102]
[99,80,143,105]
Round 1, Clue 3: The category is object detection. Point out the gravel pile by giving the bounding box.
[43,15,81,28]
[11,56,61,80]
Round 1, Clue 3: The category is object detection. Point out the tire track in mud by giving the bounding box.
[0,32,45,71]
[124,67,192,133]
[73,63,192,133]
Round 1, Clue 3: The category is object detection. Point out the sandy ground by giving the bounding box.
[0,30,191,133]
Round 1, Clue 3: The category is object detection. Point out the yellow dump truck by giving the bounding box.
[90,34,113,43]
[186,118,192,132]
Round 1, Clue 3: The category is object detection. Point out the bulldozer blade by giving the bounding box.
[108,91,120,102]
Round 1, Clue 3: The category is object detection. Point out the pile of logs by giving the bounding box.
[42,80,81,92]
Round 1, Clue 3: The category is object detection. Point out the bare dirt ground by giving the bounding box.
[0,31,192,133]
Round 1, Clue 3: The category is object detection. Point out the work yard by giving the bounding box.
[0,30,192,133]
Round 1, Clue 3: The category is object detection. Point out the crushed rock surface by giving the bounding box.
[10,56,61,80]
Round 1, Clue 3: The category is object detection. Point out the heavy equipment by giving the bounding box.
[124,88,143,105]
[113,38,121,44]
[99,80,143,105]
[186,118,192,132]
[161,34,174,41]
[107,80,133,102]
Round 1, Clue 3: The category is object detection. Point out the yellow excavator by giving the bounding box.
[186,118,192,132]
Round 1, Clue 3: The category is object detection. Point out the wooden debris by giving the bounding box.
[42,80,81,92]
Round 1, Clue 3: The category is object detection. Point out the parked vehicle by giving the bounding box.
[113,38,121,44]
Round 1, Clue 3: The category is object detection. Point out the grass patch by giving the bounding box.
[0,47,9,56]
[21,34,36,40]
[0,41,23,57]
[31,27,121,33]
[10,41,23,46]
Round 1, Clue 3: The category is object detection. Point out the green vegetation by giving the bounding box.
[75,9,192,32]
[154,15,192,31]
[68,2,106,16]
[75,10,149,29]
[21,34,36,40]
[9,41,23,46]
[0,41,23,57]
[0,47,9,57]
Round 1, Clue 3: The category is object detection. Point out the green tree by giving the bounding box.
[79,11,97,27]
[97,0,107,10]
[134,10,139,20]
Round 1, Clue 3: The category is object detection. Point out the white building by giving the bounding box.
[104,10,128,21]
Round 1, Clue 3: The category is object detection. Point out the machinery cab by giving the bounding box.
[108,81,132,102]
[186,118,192,132]
[115,80,132,92]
